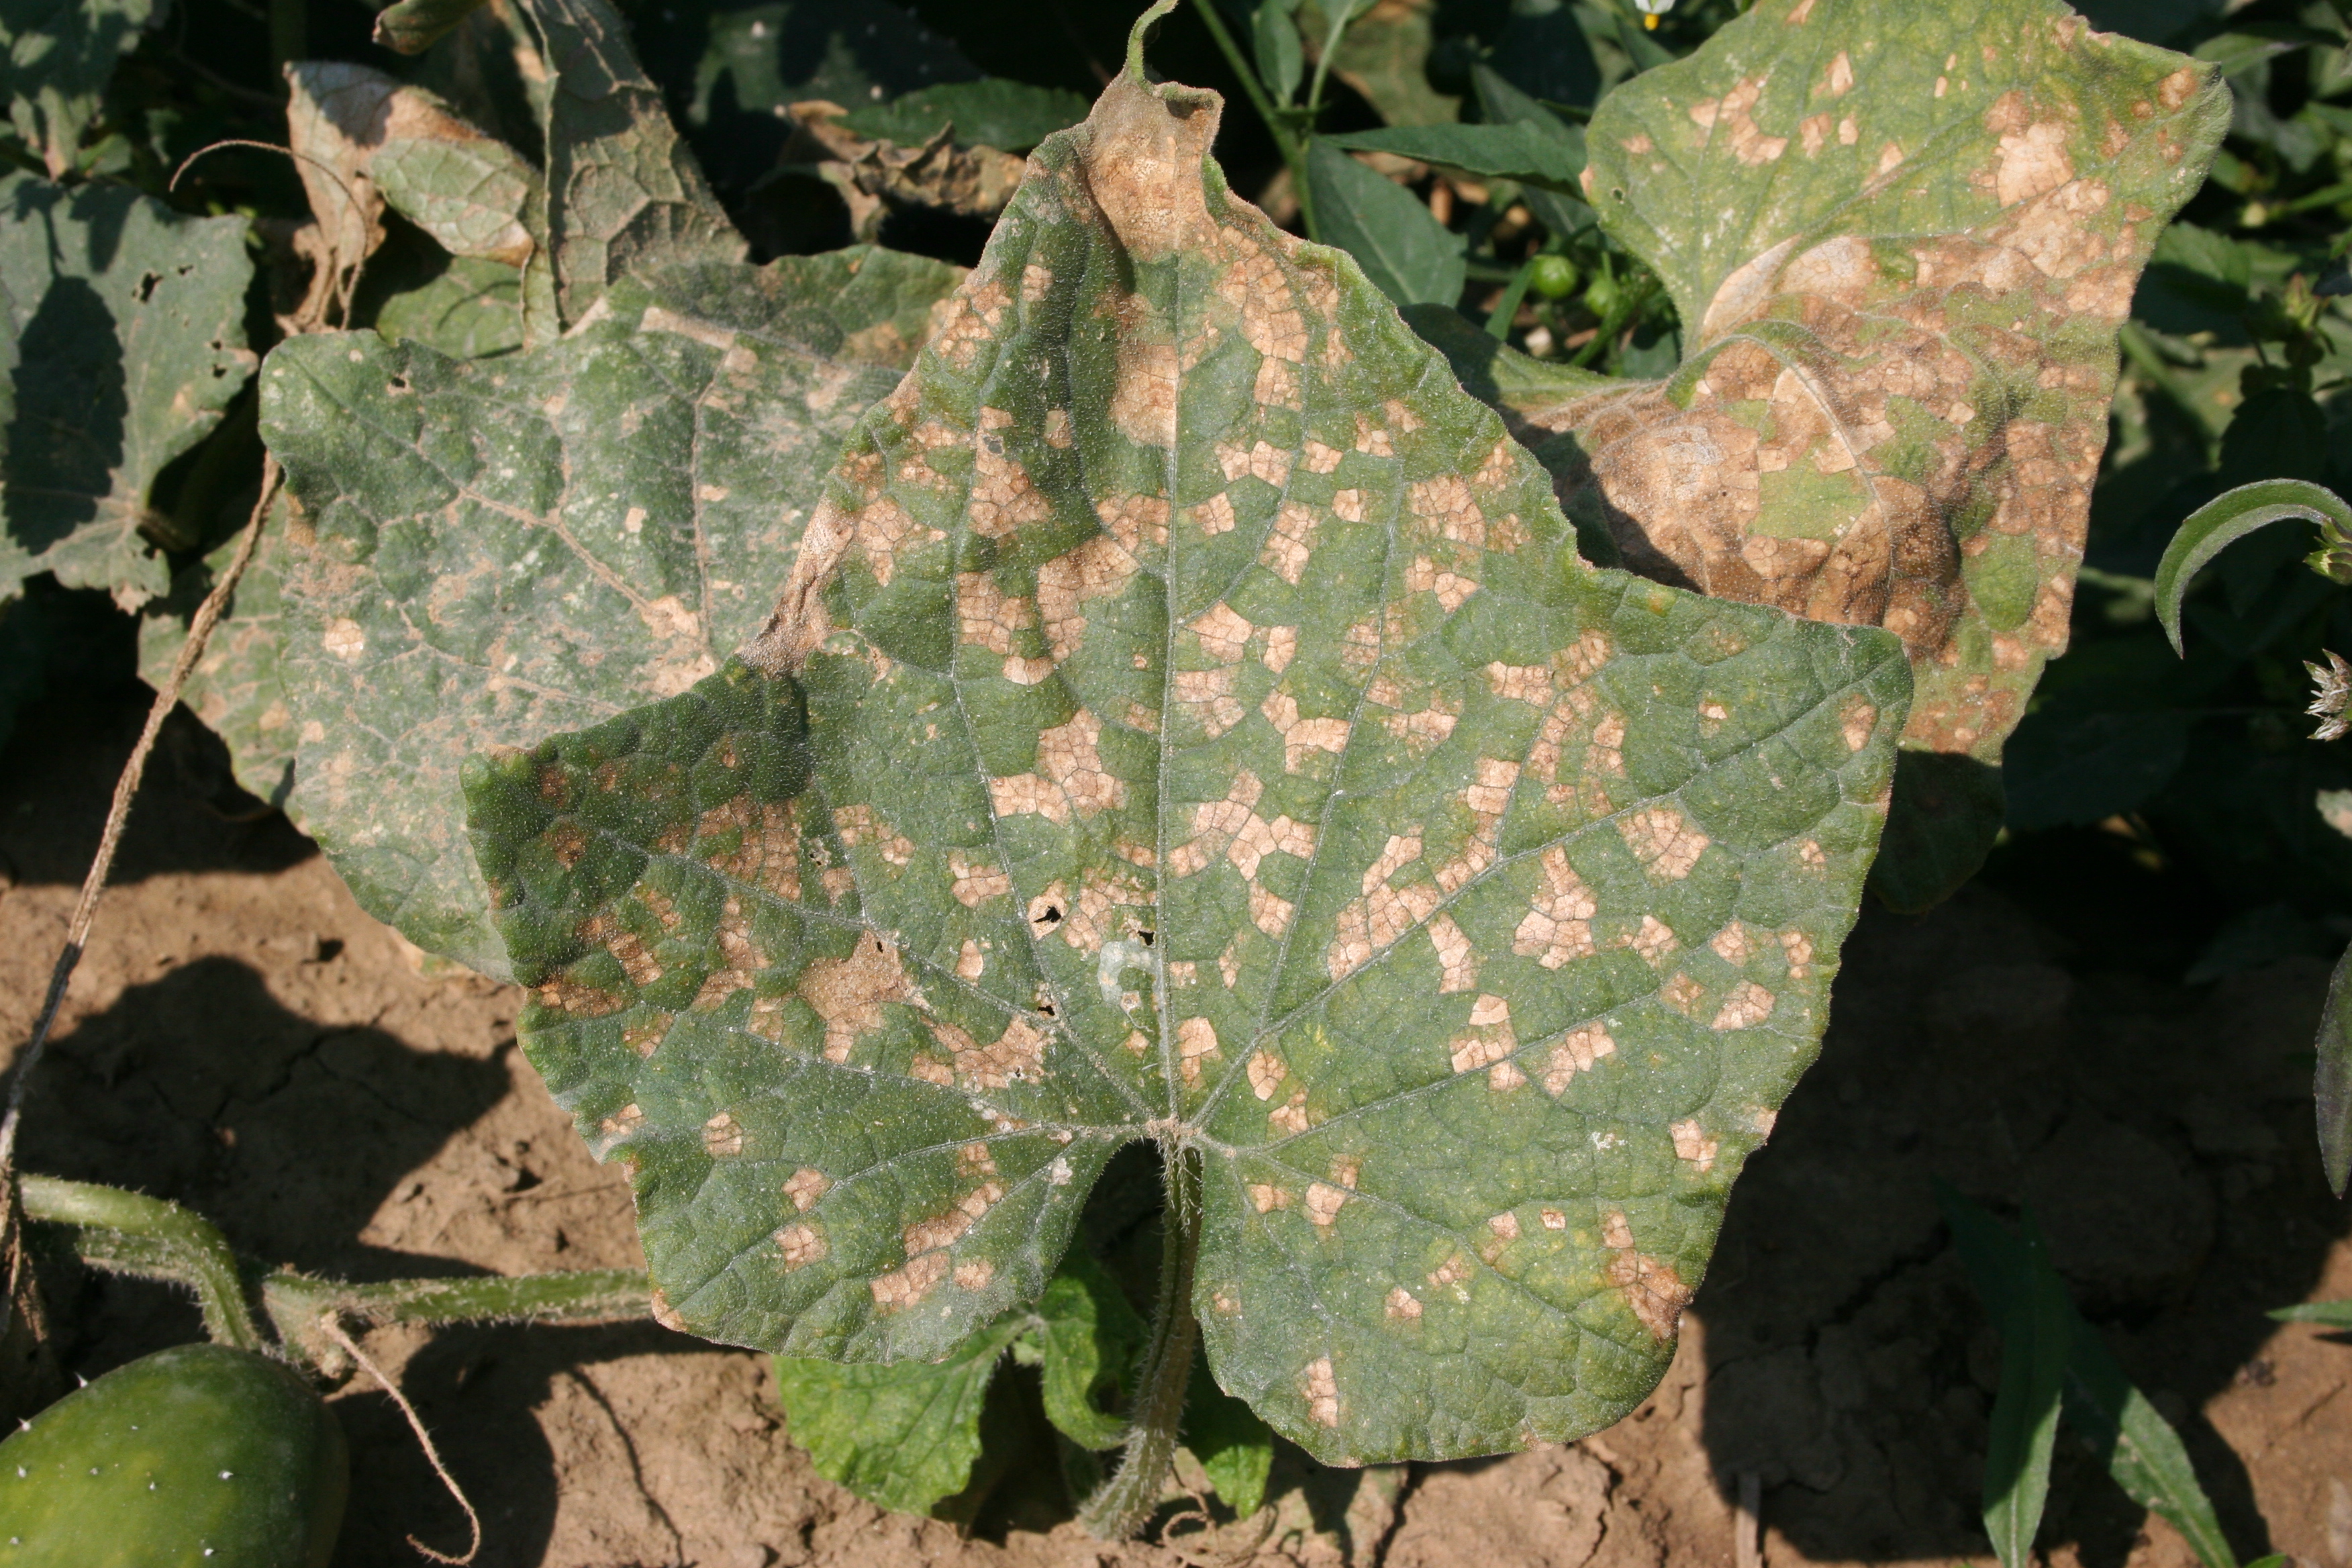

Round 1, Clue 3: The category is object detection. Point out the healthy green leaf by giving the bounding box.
[2153,479,2352,656]
[2000,709,2190,832]
[0,172,256,604]
[1489,0,1601,111]
[774,1312,1027,1514]
[1254,0,1306,105]
[2314,942,2352,1197]
[373,0,491,54]
[2270,1298,2352,1327]
[1307,138,1466,307]
[1471,64,1597,238]
[518,0,748,324]
[467,59,1910,1465]
[1943,1185,2244,1568]
[1963,1212,2071,1568]
[1033,1251,1148,1449]
[0,0,154,176]
[1446,0,2226,908]
[256,248,963,976]
[1323,124,1584,190]
[1184,1358,1275,1516]
[843,81,1092,154]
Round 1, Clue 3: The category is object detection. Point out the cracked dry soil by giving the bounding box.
[5,678,2351,1568]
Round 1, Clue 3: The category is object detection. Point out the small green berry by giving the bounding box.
[1528,254,1579,299]
[1583,273,1622,318]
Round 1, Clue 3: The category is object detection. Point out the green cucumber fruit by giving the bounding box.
[0,1343,347,1567]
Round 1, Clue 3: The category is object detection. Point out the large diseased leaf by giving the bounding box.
[257,247,962,977]
[1464,0,2227,905]
[467,57,1910,1465]
[0,173,256,603]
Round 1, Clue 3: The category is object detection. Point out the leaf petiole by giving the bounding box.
[1077,1142,1204,1540]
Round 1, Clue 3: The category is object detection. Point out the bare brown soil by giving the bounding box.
[4,677,2349,1568]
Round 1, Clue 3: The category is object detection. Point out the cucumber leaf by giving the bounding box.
[1449,0,2228,908]
[467,57,1910,1465]
[844,81,1091,154]
[257,248,962,977]
[0,173,256,604]
[0,0,154,176]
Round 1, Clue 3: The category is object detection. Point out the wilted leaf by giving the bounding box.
[639,0,977,198]
[775,1312,1027,1514]
[843,79,1091,154]
[519,0,747,324]
[373,128,540,268]
[0,173,255,604]
[373,0,491,54]
[1447,0,2226,906]
[786,105,1030,243]
[467,58,1909,1465]
[257,247,962,975]
[1307,138,1465,307]
[0,0,154,177]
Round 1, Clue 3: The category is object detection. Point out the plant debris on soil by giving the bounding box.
[5,675,2351,1568]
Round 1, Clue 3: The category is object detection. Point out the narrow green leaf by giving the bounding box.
[373,0,491,53]
[1491,0,1601,110]
[843,81,1093,154]
[1942,1184,2245,1568]
[0,0,154,175]
[518,0,748,324]
[2312,944,2352,1197]
[1306,138,1466,307]
[774,1314,1026,1514]
[1324,124,1583,189]
[469,57,1912,1468]
[2153,479,2352,656]
[256,249,961,975]
[1254,0,1306,104]
[1982,1219,2069,1568]
[2270,1298,2352,1327]
[1035,1251,1148,1449]
[0,173,256,603]
[1185,1356,1275,1516]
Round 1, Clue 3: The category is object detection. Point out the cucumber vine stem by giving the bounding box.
[1078,1141,1204,1540]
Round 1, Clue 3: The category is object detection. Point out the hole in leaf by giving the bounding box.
[134,271,161,303]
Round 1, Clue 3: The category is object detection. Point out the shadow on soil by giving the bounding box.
[1691,881,2349,1568]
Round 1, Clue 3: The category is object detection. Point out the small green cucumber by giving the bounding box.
[0,1343,347,1567]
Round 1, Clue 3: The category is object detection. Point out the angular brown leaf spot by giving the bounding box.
[801,934,914,1063]
[775,1222,828,1269]
[1426,914,1479,994]
[871,1253,952,1311]
[1447,993,1516,1074]
[1250,1183,1293,1213]
[1178,1017,1222,1087]
[1260,690,1351,774]
[1543,1024,1616,1095]
[1621,807,1709,880]
[699,797,804,900]
[703,1111,746,1157]
[1711,981,1776,1030]
[1779,929,1815,978]
[1385,1287,1423,1321]
[1269,1089,1310,1135]
[954,1260,996,1290]
[784,1167,832,1211]
[1602,1212,1692,1340]
[903,1181,1006,1257]
[924,1014,1048,1089]
[1671,1119,1721,1173]
[834,803,914,867]
[1628,914,1680,965]
[1306,1182,1349,1229]
[1303,1357,1341,1428]
[1689,75,1789,165]
[948,850,1012,906]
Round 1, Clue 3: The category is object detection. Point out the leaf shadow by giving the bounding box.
[1689,887,2349,1568]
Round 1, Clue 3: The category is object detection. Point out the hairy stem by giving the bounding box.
[1078,1142,1203,1540]
[24,1172,650,1367]
[21,1174,265,1353]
